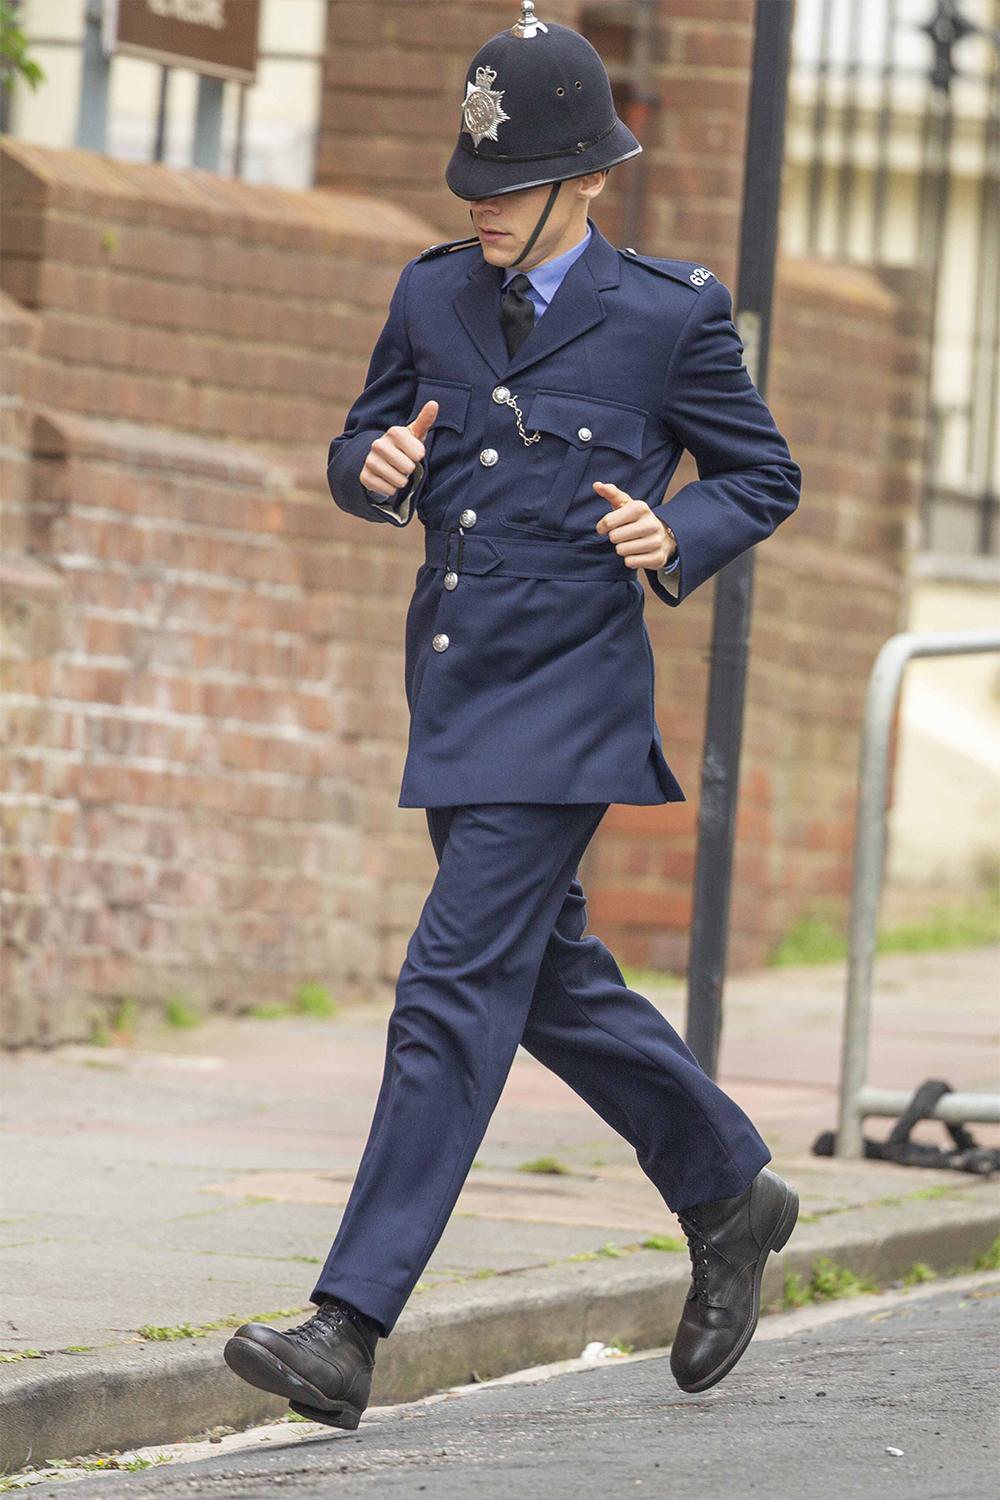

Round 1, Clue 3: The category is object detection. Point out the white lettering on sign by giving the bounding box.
[147,0,226,28]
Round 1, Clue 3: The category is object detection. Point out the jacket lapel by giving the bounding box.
[504,224,622,381]
[450,224,623,380]
[453,259,508,378]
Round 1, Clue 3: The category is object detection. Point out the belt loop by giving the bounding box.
[457,532,465,574]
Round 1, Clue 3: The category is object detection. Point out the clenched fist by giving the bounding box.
[361,400,439,496]
[594,482,676,570]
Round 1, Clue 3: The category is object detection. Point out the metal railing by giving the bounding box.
[835,627,1000,1156]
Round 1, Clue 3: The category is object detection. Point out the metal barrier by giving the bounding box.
[835,628,1000,1158]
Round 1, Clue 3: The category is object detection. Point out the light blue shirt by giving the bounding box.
[502,227,592,321]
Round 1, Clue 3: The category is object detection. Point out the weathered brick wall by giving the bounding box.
[1,142,439,1044]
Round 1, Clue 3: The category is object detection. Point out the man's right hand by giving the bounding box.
[360,400,438,497]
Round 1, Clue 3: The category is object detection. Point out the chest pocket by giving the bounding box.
[520,391,646,534]
[407,379,471,433]
[405,380,471,514]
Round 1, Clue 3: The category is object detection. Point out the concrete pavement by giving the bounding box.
[1,948,997,1471]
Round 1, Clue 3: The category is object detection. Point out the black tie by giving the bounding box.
[500,273,535,359]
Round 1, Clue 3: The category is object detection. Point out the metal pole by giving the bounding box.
[835,628,1000,1156]
[684,0,795,1079]
[192,74,224,171]
[153,65,170,162]
[76,0,110,152]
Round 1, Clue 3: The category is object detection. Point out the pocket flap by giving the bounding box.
[526,391,646,458]
[409,379,471,434]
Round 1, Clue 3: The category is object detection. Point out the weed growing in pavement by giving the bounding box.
[771,890,999,966]
[782,1257,879,1308]
[247,1003,288,1019]
[137,1323,203,1341]
[0,1349,44,1363]
[597,1242,627,1258]
[164,995,201,1029]
[902,1262,937,1286]
[294,983,337,1018]
[136,1307,303,1342]
[974,1237,1000,1271]
[518,1156,571,1175]
[643,1234,686,1252]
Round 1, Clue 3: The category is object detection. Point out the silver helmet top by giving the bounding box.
[510,1,548,39]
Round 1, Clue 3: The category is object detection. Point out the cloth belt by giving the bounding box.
[424,528,630,583]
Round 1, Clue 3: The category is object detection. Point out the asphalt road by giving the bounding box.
[42,1280,1000,1500]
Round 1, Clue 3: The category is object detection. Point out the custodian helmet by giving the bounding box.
[445,2,641,202]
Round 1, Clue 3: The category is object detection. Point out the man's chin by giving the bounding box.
[477,238,521,267]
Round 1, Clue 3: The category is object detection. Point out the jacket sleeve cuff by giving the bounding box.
[366,462,424,527]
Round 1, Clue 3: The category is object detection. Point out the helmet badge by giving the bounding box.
[511,1,548,39]
[462,65,511,149]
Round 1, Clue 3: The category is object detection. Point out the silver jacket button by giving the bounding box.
[492,386,511,404]
[432,633,450,652]
[444,571,458,591]
[459,508,477,528]
[578,427,592,442]
[479,448,498,467]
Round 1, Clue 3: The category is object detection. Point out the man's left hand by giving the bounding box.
[594,483,676,570]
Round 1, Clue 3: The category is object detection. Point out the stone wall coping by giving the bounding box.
[0,289,39,347]
[779,255,898,315]
[32,408,291,488]
[0,140,439,262]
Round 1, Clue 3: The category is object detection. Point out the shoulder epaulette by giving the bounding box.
[417,236,482,262]
[620,248,716,291]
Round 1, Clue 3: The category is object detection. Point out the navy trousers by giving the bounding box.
[312,804,770,1333]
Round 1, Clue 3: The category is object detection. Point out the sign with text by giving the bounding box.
[109,0,261,83]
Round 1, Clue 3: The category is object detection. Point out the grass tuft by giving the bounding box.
[517,1156,571,1175]
[164,995,200,1029]
[974,1237,1000,1272]
[771,891,999,967]
[294,982,337,1018]
[644,1234,686,1253]
[137,1322,203,1341]
[782,1257,879,1309]
[902,1261,937,1287]
[597,1241,627,1258]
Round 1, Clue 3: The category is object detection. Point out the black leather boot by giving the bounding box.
[224,1300,379,1430]
[670,1167,798,1393]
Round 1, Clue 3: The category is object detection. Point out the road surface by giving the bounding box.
[36,1277,1000,1499]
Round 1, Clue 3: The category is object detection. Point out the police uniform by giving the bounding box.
[226,9,801,1408]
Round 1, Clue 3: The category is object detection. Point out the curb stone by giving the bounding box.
[1,1191,996,1474]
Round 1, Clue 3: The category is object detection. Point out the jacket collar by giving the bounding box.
[451,222,621,381]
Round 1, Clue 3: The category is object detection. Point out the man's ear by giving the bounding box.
[578,171,607,202]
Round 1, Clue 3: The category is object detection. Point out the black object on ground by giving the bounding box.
[813,1079,1000,1175]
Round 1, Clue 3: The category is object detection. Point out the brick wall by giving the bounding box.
[1,142,440,1044]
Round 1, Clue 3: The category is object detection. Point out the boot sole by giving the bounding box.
[674,1180,799,1394]
[223,1336,363,1431]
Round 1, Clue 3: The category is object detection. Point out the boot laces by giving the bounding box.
[284,1303,348,1345]
[678,1214,713,1300]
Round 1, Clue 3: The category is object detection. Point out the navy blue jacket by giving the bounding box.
[328,224,800,808]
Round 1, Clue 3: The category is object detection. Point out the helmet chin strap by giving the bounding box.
[470,180,562,270]
[511,180,562,267]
